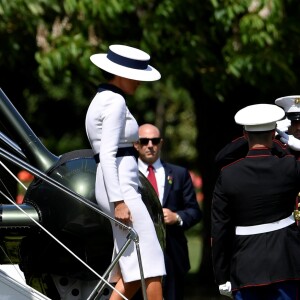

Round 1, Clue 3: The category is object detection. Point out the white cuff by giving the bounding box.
[219,281,232,298]
[176,214,183,226]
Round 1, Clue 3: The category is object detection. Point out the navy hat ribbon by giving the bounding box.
[107,49,149,70]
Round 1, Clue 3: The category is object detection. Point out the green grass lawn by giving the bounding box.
[186,222,203,274]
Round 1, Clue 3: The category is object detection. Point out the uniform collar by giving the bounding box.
[247,147,272,156]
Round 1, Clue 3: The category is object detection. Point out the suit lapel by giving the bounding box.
[162,162,172,205]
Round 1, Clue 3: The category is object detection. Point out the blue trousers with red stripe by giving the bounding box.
[234,281,299,300]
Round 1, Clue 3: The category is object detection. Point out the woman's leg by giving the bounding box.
[110,276,163,300]
[145,276,163,300]
[110,277,140,300]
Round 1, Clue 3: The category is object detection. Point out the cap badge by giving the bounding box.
[294,98,300,104]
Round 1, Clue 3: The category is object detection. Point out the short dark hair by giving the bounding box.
[247,130,273,144]
[101,70,115,80]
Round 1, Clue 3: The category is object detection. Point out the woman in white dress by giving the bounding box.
[85,44,166,300]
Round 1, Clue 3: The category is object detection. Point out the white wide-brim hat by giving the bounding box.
[234,103,285,131]
[90,44,161,82]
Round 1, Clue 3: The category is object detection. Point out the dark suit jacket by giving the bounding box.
[161,161,202,274]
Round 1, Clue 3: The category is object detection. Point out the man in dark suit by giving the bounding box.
[134,123,202,300]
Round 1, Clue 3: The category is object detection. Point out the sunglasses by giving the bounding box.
[139,137,161,146]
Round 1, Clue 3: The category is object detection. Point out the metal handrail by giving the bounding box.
[0,147,148,300]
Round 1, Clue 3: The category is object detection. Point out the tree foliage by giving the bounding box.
[1,0,300,287]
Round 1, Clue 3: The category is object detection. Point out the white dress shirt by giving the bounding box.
[138,158,165,204]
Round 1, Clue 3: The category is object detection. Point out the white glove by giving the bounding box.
[276,129,300,151]
[219,281,233,298]
[276,118,291,133]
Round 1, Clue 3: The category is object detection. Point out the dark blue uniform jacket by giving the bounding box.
[211,148,300,291]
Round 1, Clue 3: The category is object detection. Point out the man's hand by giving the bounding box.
[162,208,178,225]
[219,281,233,298]
[276,118,291,133]
[276,129,300,151]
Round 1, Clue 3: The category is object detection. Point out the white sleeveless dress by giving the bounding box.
[85,87,166,283]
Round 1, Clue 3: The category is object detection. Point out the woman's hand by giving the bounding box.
[114,201,132,228]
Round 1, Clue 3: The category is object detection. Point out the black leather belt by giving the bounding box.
[94,147,138,163]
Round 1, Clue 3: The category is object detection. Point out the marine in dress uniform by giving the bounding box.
[215,95,300,170]
[216,96,300,223]
[276,96,300,222]
[276,95,300,160]
[211,103,300,300]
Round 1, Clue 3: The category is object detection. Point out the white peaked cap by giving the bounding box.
[275,95,300,113]
[234,103,285,131]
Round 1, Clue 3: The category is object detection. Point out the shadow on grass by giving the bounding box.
[186,223,229,299]
[185,272,227,300]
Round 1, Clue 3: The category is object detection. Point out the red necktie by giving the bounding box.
[147,165,159,196]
